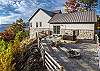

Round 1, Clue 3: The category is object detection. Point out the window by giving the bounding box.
[36,22,38,27]
[53,26,56,34]
[30,23,32,27]
[53,26,60,34]
[40,22,42,27]
[57,26,60,34]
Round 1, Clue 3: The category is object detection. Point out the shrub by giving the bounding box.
[0,18,29,71]
[0,41,15,71]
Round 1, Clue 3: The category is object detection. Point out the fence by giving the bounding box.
[40,43,64,71]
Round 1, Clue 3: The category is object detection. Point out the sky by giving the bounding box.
[0,0,66,24]
[97,0,100,15]
[0,0,100,24]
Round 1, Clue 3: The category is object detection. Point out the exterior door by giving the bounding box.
[73,30,76,41]
[73,30,79,41]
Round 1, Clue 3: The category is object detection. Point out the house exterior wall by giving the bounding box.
[29,10,51,39]
[50,23,95,39]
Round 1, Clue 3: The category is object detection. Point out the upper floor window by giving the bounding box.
[30,22,32,27]
[36,22,38,27]
[40,22,42,27]
[36,22,42,27]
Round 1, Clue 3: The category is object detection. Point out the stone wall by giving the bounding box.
[61,29,73,36]
[61,29,94,40]
[77,30,94,40]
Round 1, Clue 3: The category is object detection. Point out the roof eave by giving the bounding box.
[28,8,41,21]
[28,8,55,22]
[49,22,97,24]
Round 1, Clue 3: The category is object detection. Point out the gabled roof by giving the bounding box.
[49,11,97,24]
[53,10,62,14]
[29,8,57,21]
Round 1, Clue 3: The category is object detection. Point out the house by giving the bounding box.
[29,8,97,40]
[29,8,61,39]
[49,11,97,40]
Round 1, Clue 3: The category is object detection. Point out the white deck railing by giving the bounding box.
[40,43,64,71]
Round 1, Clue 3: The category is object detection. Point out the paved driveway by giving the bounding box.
[43,43,98,71]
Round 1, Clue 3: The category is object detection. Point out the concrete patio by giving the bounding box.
[41,39,98,71]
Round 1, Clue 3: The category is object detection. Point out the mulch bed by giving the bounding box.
[14,43,47,71]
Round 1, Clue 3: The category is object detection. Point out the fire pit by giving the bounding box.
[67,50,81,58]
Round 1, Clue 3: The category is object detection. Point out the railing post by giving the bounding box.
[40,43,45,66]
[60,66,64,71]
[43,50,45,66]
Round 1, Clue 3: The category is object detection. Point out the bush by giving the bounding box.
[0,39,8,52]
[0,29,15,41]
[0,18,29,71]
[0,40,15,71]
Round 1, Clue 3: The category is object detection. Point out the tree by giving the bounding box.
[10,18,25,33]
[64,0,97,13]
[0,18,25,41]
[97,16,100,22]
[0,29,15,41]
[16,18,24,26]
[64,0,86,13]
[79,0,97,10]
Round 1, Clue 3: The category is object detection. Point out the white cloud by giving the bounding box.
[0,0,22,5]
[0,0,67,24]
[0,16,12,24]
[0,0,8,5]
[0,13,21,24]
